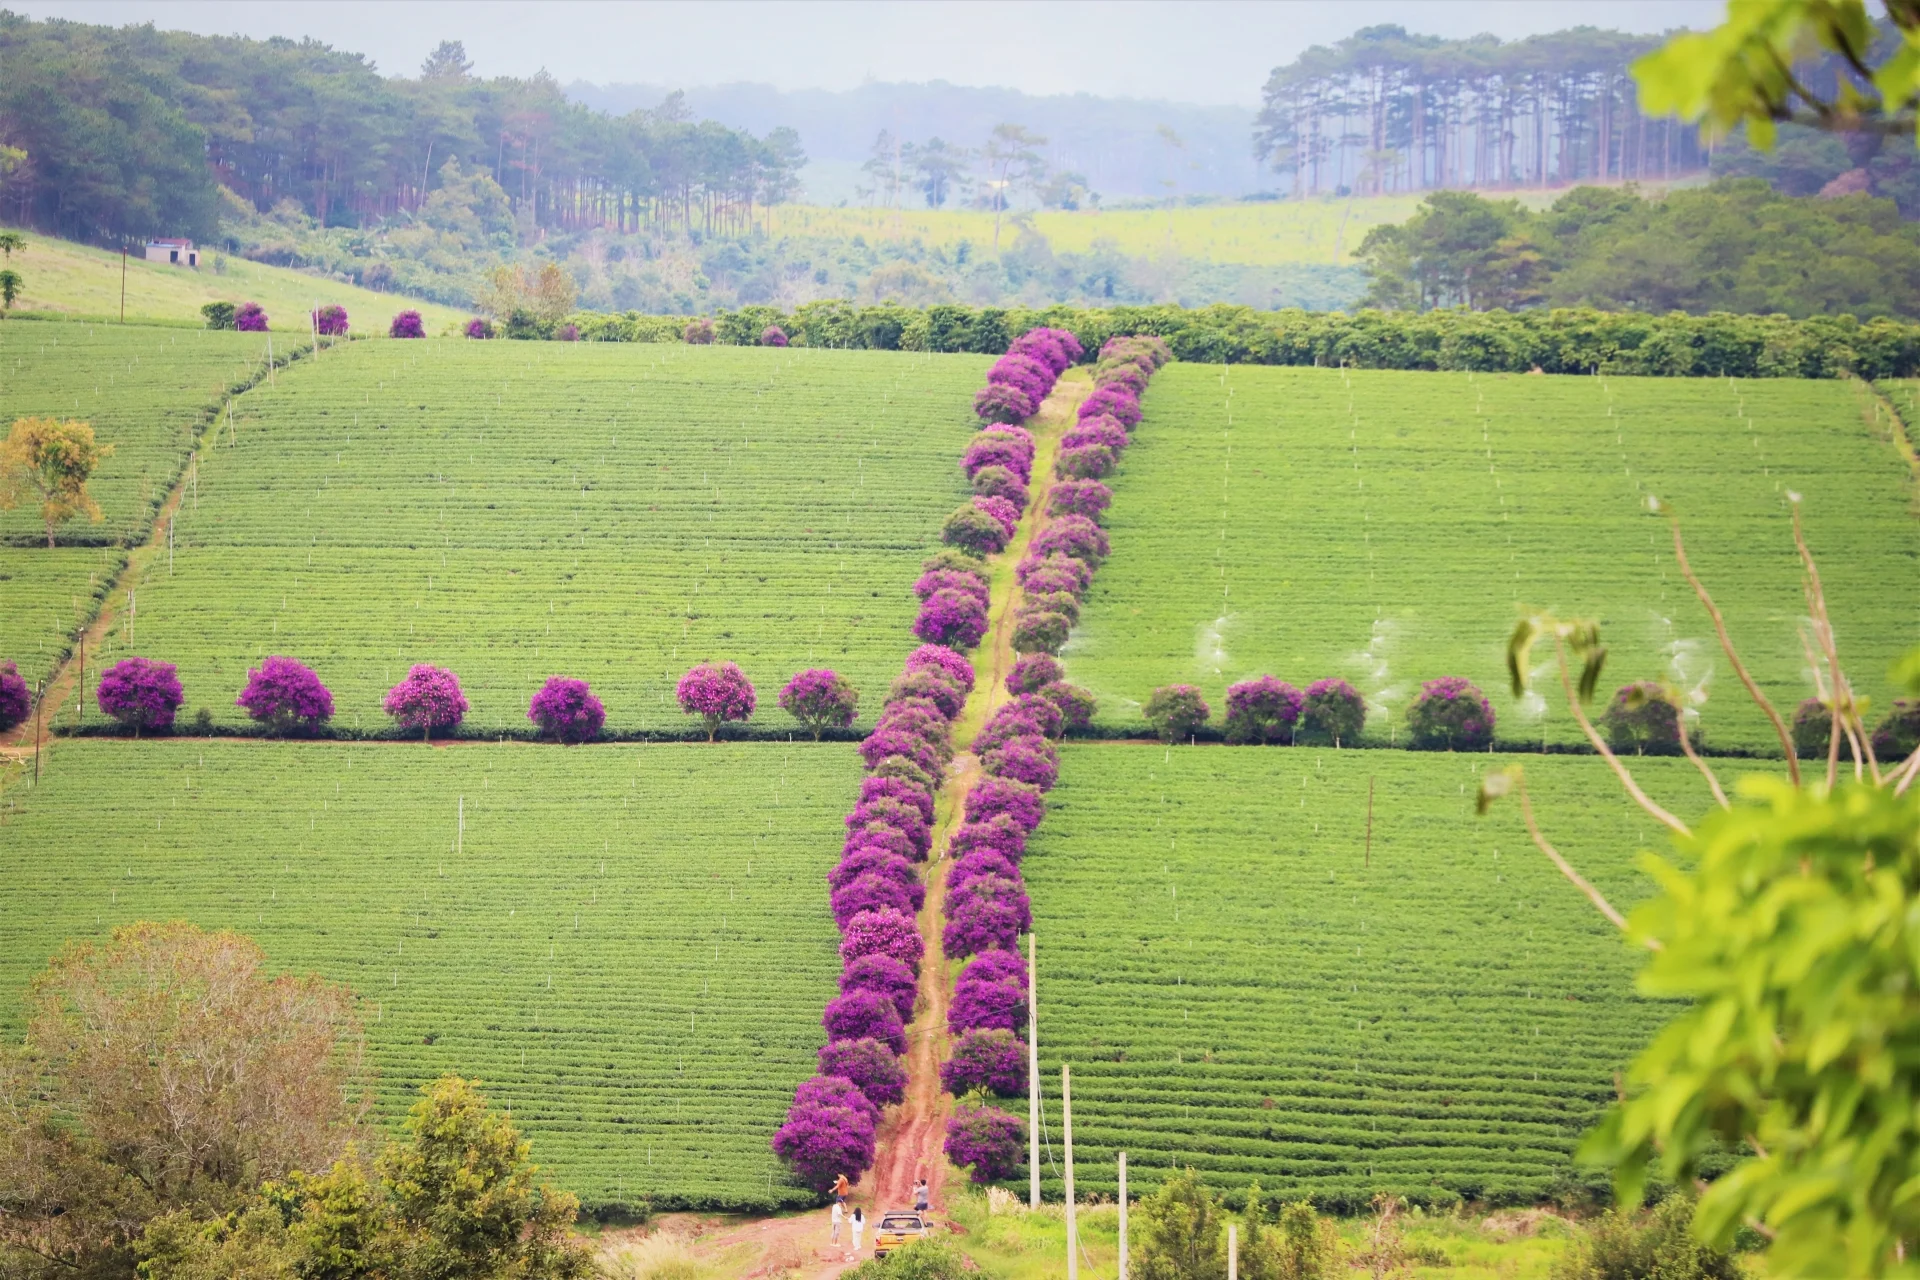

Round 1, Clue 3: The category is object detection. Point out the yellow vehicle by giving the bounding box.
[872,1210,929,1258]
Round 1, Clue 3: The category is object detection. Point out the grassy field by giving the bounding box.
[0,738,852,1210]
[1020,744,1722,1208]
[5,233,468,331]
[96,337,982,734]
[1061,364,1919,752]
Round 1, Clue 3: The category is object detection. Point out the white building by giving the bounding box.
[144,238,199,267]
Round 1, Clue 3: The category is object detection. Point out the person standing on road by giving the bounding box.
[849,1206,865,1259]
[832,1173,851,1206]
[830,1198,843,1246]
[913,1174,929,1213]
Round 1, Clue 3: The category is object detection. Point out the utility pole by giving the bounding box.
[1365,775,1375,869]
[1063,1062,1077,1280]
[1028,932,1040,1209]
[120,246,127,323]
[1117,1152,1128,1280]
[32,680,43,784]
[1229,1224,1238,1280]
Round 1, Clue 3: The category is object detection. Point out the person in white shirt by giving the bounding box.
[848,1207,865,1259]
[830,1199,843,1246]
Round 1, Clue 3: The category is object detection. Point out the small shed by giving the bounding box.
[144,238,199,267]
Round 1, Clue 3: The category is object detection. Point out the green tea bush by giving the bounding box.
[1549,1196,1740,1280]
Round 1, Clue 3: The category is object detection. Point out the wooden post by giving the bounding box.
[119,248,127,323]
[1028,932,1040,1209]
[1118,1151,1128,1280]
[32,682,43,784]
[1063,1062,1077,1280]
[1229,1224,1238,1280]
[1364,775,1375,870]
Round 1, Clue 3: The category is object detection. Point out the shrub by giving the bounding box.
[1048,479,1112,521]
[465,317,494,340]
[1133,1168,1227,1280]
[840,908,924,972]
[847,796,932,858]
[1601,681,1683,755]
[973,382,1035,425]
[676,661,755,740]
[1553,1194,1740,1280]
[1017,553,1092,597]
[974,712,1046,756]
[1791,696,1833,759]
[1102,334,1170,368]
[941,1028,1026,1097]
[859,775,934,824]
[989,351,1055,393]
[773,1075,876,1191]
[945,875,1033,957]
[684,318,715,344]
[844,824,915,863]
[778,668,858,739]
[312,305,348,337]
[948,850,1020,895]
[1056,444,1116,480]
[236,656,334,735]
[872,754,937,793]
[982,739,1058,791]
[973,494,1022,538]
[858,728,941,777]
[962,435,1033,482]
[1061,416,1130,454]
[904,643,976,694]
[922,548,985,576]
[971,464,1028,508]
[873,705,952,759]
[1145,685,1210,742]
[944,1104,1024,1184]
[949,816,1027,863]
[978,424,1037,460]
[383,664,467,739]
[941,505,1009,557]
[1079,385,1141,427]
[1094,362,1150,395]
[914,588,990,649]
[1300,677,1366,746]
[840,953,918,1022]
[819,1037,907,1110]
[525,676,605,744]
[95,657,185,735]
[1028,515,1108,566]
[1223,676,1301,745]
[0,660,27,732]
[389,310,425,339]
[831,874,916,929]
[964,777,1044,833]
[760,325,789,347]
[822,989,908,1055]
[556,323,579,342]
[1038,681,1097,732]
[948,953,1029,1027]
[999,691,1066,738]
[1006,653,1063,696]
[233,302,268,332]
[1406,676,1496,751]
[914,568,989,606]
[1011,610,1070,655]
[1872,699,1920,761]
[830,846,920,897]
[200,301,236,330]
[842,1238,974,1280]
[890,670,967,720]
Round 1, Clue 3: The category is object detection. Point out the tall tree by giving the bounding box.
[982,123,1047,252]
[0,417,115,547]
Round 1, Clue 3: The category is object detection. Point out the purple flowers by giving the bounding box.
[1029,515,1109,566]
[0,661,28,733]
[841,952,919,1022]
[1006,653,1063,695]
[982,738,1058,792]
[914,587,990,649]
[1145,684,1211,742]
[1407,676,1496,750]
[528,676,606,744]
[905,644,975,694]
[1047,479,1112,521]
[840,908,924,972]
[1302,677,1367,745]
[945,1104,1024,1184]
[1224,676,1303,745]
[772,1075,877,1191]
[963,434,1033,483]
[974,382,1036,425]
[973,494,1022,538]
[1061,416,1129,455]
[823,989,908,1055]
[383,664,468,739]
[778,668,858,739]
[311,305,348,337]
[760,325,789,347]
[236,656,334,735]
[941,1028,1025,1097]
[965,776,1045,833]
[819,1038,906,1109]
[96,657,184,735]
[684,318,716,344]
[676,661,755,740]
[941,504,1009,558]
[944,874,1032,958]
[234,302,268,332]
[1079,384,1141,427]
[465,317,494,340]
[389,310,425,339]
[1056,444,1115,480]
[972,465,1028,509]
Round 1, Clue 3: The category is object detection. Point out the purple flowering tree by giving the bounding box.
[1406,676,1496,750]
[1145,685,1211,743]
[1601,681,1681,755]
[1017,553,1092,598]
[949,816,1027,863]
[1061,418,1129,455]
[945,1104,1024,1184]
[384,664,468,740]
[773,1075,877,1190]
[857,728,942,778]
[872,705,951,758]
[1055,444,1116,480]
[0,661,31,732]
[998,692,1065,738]
[841,952,919,1022]
[948,850,1020,896]
[684,318,716,344]
[870,754,937,793]
[1047,480,1113,521]
[823,989,908,1055]
[982,740,1058,792]
[760,325,789,347]
[944,875,1032,958]
[236,656,334,736]
[941,1028,1026,1097]
[973,494,1022,538]
[971,465,1029,509]
[905,644,976,694]
[974,382,1036,425]
[914,589,990,649]
[964,777,1044,833]
[389,310,425,339]
[311,305,349,337]
[847,796,932,858]
[778,668,858,739]
[859,775,934,823]
[962,435,1033,482]
[1006,653,1063,696]
[892,667,969,719]
[839,908,924,971]
[234,302,268,332]
[1029,515,1110,566]
[831,846,921,896]
[556,324,580,342]
[528,676,606,744]
[819,1038,906,1109]
[989,352,1055,396]
[1038,681,1097,732]
[974,715,1046,760]
[465,317,494,340]
[1011,610,1069,656]
[1790,697,1832,759]
[948,969,1028,1034]
[677,661,755,740]
[915,568,990,607]
[942,506,1009,558]
[844,824,916,863]
[1079,385,1142,427]
[1224,676,1304,745]
[96,657,184,735]
[1302,677,1367,746]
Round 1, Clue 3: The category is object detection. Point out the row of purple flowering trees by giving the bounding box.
[1144,674,1502,749]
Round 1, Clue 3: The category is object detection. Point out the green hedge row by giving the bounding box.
[550,301,1920,379]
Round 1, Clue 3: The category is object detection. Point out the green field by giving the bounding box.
[1022,744,1720,1208]
[74,337,982,734]
[0,739,851,1209]
[1062,364,1920,752]
[7,233,468,331]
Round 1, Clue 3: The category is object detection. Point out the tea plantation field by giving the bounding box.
[1062,365,1920,752]
[1,323,288,687]
[94,339,983,733]
[0,739,852,1210]
[1023,744,1726,1208]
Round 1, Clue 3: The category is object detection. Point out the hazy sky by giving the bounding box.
[23,1,1726,107]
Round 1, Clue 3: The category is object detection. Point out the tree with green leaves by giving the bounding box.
[0,417,114,547]
[981,123,1047,252]
[1484,490,1920,1276]
[1133,1167,1227,1280]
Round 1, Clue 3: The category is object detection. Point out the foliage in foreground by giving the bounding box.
[1548,1194,1740,1280]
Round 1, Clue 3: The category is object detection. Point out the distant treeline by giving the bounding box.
[0,14,800,245]
[544,300,1920,379]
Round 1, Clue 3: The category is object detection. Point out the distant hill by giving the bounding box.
[566,80,1266,205]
